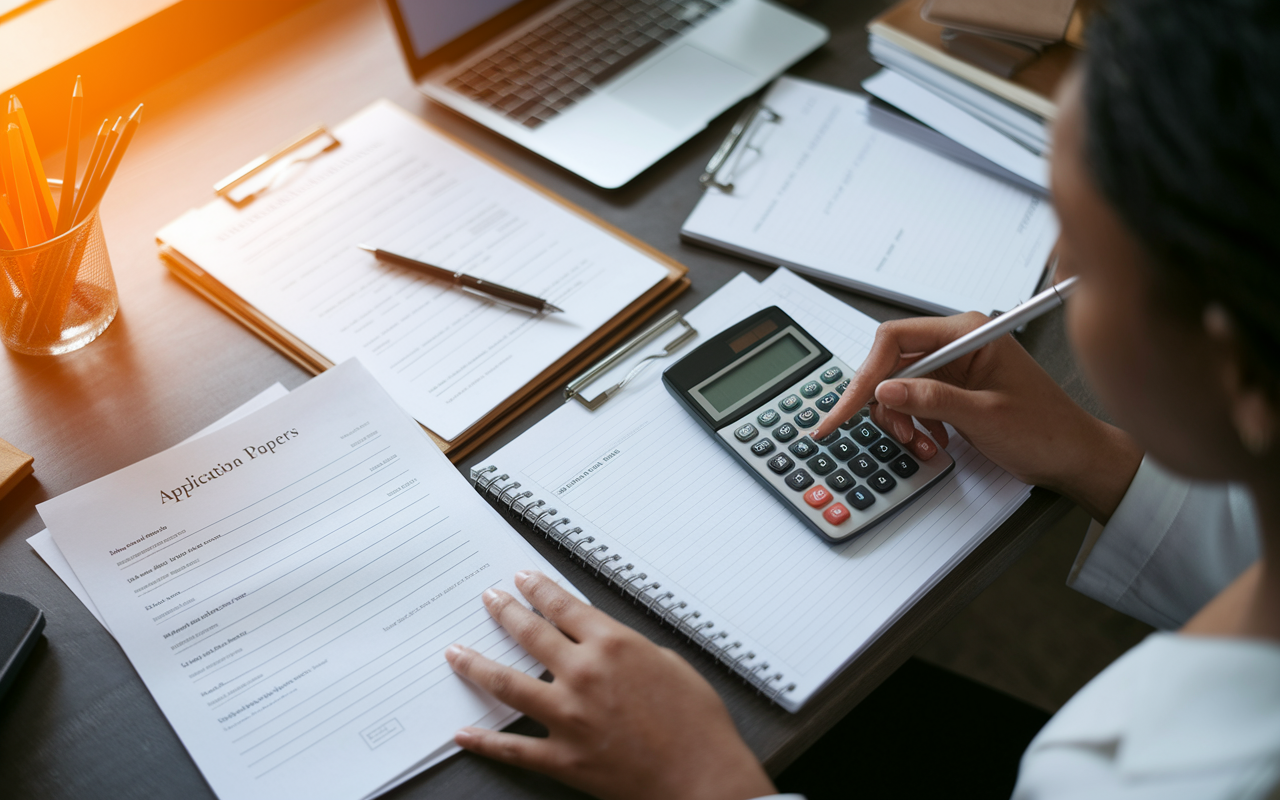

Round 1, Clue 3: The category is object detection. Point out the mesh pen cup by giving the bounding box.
[0,201,119,356]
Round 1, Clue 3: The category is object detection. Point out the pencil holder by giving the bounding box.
[0,193,119,356]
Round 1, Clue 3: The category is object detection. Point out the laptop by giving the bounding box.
[382,0,829,188]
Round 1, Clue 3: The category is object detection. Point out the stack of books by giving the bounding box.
[860,0,1085,192]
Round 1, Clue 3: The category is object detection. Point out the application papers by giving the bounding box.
[37,360,577,800]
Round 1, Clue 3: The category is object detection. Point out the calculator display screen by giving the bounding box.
[698,333,811,413]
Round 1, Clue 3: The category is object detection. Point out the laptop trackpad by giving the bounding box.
[609,45,754,130]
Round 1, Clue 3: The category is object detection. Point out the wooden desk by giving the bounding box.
[0,1,1081,796]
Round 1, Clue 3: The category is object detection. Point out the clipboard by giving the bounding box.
[158,101,690,464]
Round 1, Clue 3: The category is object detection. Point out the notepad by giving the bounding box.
[471,268,1031,711]
[681,77,1058,316]
[158,100,687,460]
[36,360,583,800]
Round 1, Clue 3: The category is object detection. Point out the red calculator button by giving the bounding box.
[823,503,851,525]
[804,486,833,508]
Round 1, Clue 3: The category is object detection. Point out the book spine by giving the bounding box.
[470,465,796,706]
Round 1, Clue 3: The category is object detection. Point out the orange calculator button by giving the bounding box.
[823,503,851,525]
[803,486,833,508]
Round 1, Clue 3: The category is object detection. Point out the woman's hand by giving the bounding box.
[812,313,1141,522]
[446,571,774,800]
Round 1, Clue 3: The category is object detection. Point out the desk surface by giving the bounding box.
[0,0,1084,796]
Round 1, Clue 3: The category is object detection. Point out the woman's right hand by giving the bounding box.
[813,313,1142,523]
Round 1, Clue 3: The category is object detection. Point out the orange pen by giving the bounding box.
[0,123,25,246]
[7,122,46,247]
[0,195,20,249]
[9,96,57,234]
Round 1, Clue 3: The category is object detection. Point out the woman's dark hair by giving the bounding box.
[1084,0,1280,385]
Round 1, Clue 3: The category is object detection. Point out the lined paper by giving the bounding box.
[159,100,667,441]
[477,269,1030,710]
[681,77,1058,315]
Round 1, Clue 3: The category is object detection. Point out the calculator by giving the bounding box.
[663,307,955,543]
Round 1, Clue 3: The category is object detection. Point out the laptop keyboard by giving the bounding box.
[445,0,728,129]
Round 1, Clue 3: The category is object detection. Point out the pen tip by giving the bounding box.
[544,303,565,313]
[74,76,84,96]
[9,94,21,111]
[129,103,143,122]
[356,244,376,253]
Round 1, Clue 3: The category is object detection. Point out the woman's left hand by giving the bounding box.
[445,570,774,800]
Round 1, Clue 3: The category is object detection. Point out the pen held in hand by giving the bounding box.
[357,244,563,314]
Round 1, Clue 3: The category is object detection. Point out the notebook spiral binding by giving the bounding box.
[471,465,797,705]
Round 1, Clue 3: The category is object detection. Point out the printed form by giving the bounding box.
[159,100,667,441]
[38,361,576,800]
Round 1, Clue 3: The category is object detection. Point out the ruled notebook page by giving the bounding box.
[478,270,1030,710]
[681,77,1058,316]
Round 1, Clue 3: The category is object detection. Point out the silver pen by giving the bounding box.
[891,276,1079,380]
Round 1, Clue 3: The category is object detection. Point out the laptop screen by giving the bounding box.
[397,0,524,59]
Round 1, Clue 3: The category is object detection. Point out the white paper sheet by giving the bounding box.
[474,269,1031,711]
[159,100,668,441]
[681,77,1057,316]
[37,360,577,800]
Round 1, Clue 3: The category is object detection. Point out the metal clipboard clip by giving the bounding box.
[213,124,341,207]
[699,100,781,194]
[564,309,697,410]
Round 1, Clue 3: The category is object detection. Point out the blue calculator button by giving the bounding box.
[806,453,837,476]
[821,367,843,384]
[870,438,901,462]
[750,439,776,457]
[826,469,856,492]
[785,469,815,491]
[800,380,823,398]
[890,453,920,478]
[773,423,798,442]
[756,408,781,427]
[788,438,818,459]
[767,454,794,474]
[734,423,759,442]
[849,453,877,478]
[828,437,858,461]
[815,392,840,412]
[869,470,898,494]
[847,485,876,510]
[779,394,803,412]
[794,408,820,428]
[851,421,881,446]
[836,379,850,394]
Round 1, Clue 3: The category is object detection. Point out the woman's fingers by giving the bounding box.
[446,643,559,720]
[454,726,557,773]
[514,570,613,642]
[919,417,950,450]
[481,587,572,665]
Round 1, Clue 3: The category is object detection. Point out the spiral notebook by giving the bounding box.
[470,269,1031,711]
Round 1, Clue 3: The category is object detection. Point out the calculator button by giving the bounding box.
[849,453,877,478]
[851,422,881,446]
[869,470,898,493]
[815,392,840,412]
[788,438,818,458]
[785,469,814,491]
[773,423,798,442]
[889,453,920,478]
[817,430,841,446]
[846,486,876,510]
[839,418,858,430]
[870,438,901,462]
[828,437,858,461]
[806,454,837,476]
[820,367,844,384]
[734,423,758,442]
[823,503,851,525]
[836,379,850,394]
[779,394,803,412]
[803,485,833,508]
[767,454,794,474]
[756,408,781,428]
[800,380,823,398]
[750,439,776,457]
[794,408,820,428]
[826,469,855,492]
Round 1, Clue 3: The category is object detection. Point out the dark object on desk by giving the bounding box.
[776,658,1049,799]
[941,28,1040,77]
[357,244,564,314]
[923,0,1076,46]
[0,593,45,702]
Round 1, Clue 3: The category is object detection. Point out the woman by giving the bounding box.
[442,1,1280,797]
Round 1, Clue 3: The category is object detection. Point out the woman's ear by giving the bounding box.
[1205,304,1277,456]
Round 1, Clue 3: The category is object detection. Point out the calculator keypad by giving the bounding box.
[713,357,954,543]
